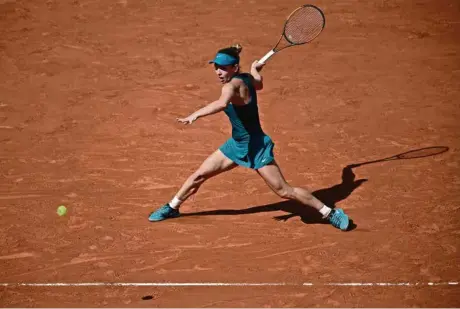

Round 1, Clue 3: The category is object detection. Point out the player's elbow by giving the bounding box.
[215,100,228,110]
[255,82,264,90]
[252,77,263,90]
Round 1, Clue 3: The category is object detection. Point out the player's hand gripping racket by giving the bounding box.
[258,4,325,64]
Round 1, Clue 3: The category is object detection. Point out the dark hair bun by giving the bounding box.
[231,44,243,54]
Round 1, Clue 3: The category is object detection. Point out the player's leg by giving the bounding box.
[175,149,236,202]
[256,160,324,210]
[256,160,350,231]
[149,149,237,221]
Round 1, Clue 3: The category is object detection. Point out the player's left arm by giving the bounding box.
[250,60,265,90]
[177,83,235,124]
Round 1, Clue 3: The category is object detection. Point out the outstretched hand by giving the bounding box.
[176,115,197,125]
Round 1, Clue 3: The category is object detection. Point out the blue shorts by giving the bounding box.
[219,134,275,169]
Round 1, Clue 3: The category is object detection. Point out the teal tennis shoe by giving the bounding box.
[328,208,349,231]
[149,204,180,222]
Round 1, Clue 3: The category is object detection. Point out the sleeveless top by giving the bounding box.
[223,73,265,141]
[219,73,275,169]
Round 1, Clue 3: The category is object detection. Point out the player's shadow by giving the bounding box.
[181,146,450,231]
[182,165,367,231]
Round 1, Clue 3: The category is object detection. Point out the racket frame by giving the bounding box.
[258,4,325,64]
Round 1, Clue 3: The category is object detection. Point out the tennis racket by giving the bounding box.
[349,146,449,168]
[258,4,326,64]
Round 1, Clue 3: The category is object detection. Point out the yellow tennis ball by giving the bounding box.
[57,205,67,216]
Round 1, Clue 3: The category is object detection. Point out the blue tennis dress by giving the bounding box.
[219,73,275,169]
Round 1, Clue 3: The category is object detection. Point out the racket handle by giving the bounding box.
[258,50,275,64]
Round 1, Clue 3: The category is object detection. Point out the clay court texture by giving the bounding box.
[1,0,459,307]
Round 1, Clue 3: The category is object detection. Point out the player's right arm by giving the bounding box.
[176,83,235,124]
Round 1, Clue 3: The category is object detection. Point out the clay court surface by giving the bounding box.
[1,0,460,307]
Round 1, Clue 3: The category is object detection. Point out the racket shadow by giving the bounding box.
[181,165,366,231]
[348,146,449,168]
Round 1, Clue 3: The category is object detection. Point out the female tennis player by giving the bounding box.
[148,44,350,231]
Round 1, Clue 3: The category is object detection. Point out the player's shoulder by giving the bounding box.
[230,73,254,86]
[236,73,254,81]
[222,80,238,93]
[228,77,243,88]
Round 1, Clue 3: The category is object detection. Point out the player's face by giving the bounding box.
[214,64,238,84]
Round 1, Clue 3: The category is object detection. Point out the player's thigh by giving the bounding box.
[195,149,237,179]
[256,160,289,192]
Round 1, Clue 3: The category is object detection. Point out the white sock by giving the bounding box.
[169,196,183,209]
[319,205,332,218]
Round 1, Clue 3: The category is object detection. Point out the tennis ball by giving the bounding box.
[57,205,67,216]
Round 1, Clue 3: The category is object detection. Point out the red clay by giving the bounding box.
[1,0,459,307]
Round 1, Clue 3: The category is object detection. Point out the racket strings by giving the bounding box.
[284,6,324,44]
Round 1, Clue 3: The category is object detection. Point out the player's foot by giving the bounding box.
[148,204,180,222]
[327,208,349,231]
